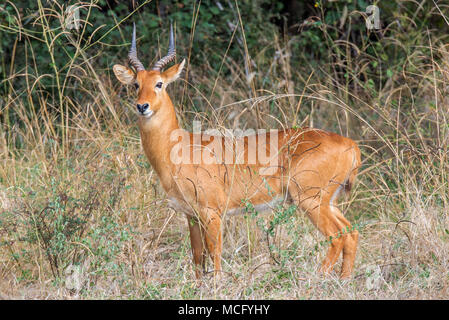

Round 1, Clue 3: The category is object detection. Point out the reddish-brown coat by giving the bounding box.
[114,63,361,279]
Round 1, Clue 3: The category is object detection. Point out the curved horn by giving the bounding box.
[152,24,176,71]
[128,23,145,72]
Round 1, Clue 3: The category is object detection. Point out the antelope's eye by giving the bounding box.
[155,82,163,89]
[134,83,139,90]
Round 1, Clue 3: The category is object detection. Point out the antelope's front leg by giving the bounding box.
[186,214,206,279]
[202,209,223,277]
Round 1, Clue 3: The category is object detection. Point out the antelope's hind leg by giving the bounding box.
[335,210,359,278]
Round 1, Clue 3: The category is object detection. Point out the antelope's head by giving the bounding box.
[113,24,185,119]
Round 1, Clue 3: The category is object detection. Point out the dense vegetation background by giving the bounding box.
[0,0,448,299]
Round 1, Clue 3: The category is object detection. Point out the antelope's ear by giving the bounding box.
[113,64,136,85]
[161,59,185,85]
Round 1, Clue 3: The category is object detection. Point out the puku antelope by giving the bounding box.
[113,24,361,279]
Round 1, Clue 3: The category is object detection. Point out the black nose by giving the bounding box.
[136,103,149,114]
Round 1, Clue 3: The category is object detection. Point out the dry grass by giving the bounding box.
[0,1,448,299]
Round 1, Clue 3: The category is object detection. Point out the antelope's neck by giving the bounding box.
[138,99,182,193]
